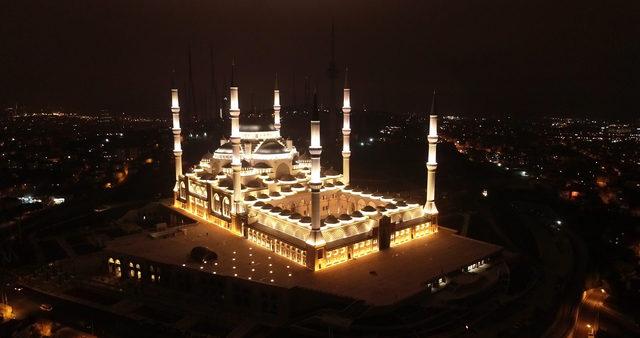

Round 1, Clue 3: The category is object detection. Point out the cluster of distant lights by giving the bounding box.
[181,247,294,283]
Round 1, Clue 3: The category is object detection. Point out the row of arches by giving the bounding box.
[107,257,161,282]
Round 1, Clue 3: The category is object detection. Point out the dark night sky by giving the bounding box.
[1,0,639,117]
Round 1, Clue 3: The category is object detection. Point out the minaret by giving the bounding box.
[171,72,183,184]
[229,61,243,213]
[307,89,325,246]
[341,68,351,185]
[424,90,438,216]
[273,73,281,131]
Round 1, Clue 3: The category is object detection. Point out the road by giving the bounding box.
[570,288,606,338]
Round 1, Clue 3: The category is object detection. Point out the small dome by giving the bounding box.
[292,183,304,189]
[395,200,408,207]
[289,212,302,220]
[280,210,291,217]
[295,172,306,179]
[376,206,387,212]
[324,182,335,188]
[335,181,344,186]
[257,193,270,200]
[385,203,398,209]
[269,191,281,197]
[253,201,265,207]
[245,195,257,201]
[351,211,364,218]
[343,185,353,191]
[247,179,266,189]
[362,205,376,212]
[198,172,216,180]
[271,206,283,213]
[261,203,274,210]
[255,140,288,155]
[323,215,339,224]
[281,186,292,193]
[278,174,296,182]
[338,214,352,221]
[300,216,311,223]
[218,178,233,188]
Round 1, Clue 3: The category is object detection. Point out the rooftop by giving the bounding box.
[106,206,501,306]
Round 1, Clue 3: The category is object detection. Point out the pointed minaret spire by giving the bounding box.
[326,19,340,152]
[307,85,325,249]
[273,73,281,131]
[425,90,439,219]
[170,69,183,188]
[229,60,243,214]
[230,58,237,87]
[341,67,352,185]
[344,66,349,88]
[209,45,219,127]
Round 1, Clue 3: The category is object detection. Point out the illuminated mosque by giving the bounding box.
[170,67,441,271]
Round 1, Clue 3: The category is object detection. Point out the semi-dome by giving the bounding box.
[254,162,272,169]
[214,142,234,154]
[247,179,266,189]
[254,140,288,155]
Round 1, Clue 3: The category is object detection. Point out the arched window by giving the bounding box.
[213,193,221,213]
[179,181,186,199]
[222,196,231,217]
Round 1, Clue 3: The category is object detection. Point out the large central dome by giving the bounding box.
[239,121,276,132]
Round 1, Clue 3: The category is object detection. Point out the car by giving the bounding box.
[39,304,53,312]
